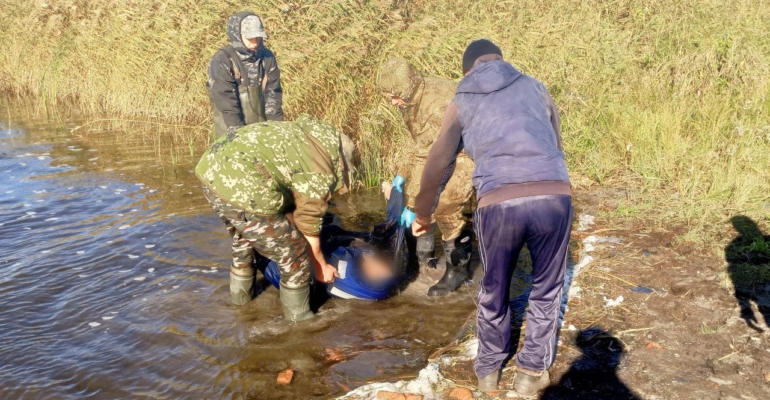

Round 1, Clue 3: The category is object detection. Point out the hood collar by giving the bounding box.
[457,59,522,95]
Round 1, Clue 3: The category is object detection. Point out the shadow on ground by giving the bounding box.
[540,328,640,400]
[725,215,770,332]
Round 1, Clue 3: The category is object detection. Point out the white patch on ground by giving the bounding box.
[603,295,625,308]
[88,322,101,327]
[577,214,595,231]
[144,245,155,248]
[147,268,155,273]
[76,251,85,255]
[118,225,131,230]
[101,316,114,320]
[45,217,59,221]
[134,276,146,281]
[128,255,139,259]
[338,363,456,400]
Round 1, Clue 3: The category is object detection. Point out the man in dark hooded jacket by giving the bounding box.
[207,11,283,137]
[411,39,573,396]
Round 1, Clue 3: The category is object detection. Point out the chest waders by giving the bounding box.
[211,46,267,138]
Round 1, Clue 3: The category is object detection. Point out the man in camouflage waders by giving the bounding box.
[377,58,476,296]
[196,115,353,321]
[207,11,284,138]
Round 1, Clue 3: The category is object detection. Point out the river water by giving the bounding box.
[0,104,479,399]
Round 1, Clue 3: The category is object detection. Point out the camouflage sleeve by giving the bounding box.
[208,52,245,128]
[261,49,284,121]
[291,186,330,236]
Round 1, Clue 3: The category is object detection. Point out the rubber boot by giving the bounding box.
[416,223,436,270]
[428,230,473,296]
[514,369,550,397]
[279,283,315,322]
[230,266,256,305]
[477,369,501,392]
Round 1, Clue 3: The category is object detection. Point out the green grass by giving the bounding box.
[699,322,724,334]
[2,0,770,235]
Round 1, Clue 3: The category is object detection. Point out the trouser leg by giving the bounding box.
[474,199,527,379]
[515,195,573,372]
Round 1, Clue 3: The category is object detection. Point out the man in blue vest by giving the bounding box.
[411,39,573,396]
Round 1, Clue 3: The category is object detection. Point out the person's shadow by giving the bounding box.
[725,215,770,331]
[540,328,640,399]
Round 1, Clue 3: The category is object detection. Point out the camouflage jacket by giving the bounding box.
[195,115,346,236]
[403,77,459,158]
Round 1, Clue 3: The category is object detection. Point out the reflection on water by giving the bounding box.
[0,104,477,399]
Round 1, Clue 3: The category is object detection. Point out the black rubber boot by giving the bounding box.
[415,223,436,270]
[428,230,473,296]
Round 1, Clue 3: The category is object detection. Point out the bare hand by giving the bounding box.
[411,215,432,237]
[316,262,340,283]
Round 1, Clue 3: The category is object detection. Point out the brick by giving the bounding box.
[276,368,294,385]
[404,394,423,400]
[448,386,474,400]
[376,391,406,400]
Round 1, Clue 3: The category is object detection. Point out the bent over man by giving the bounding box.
[411,40,573,396]
[377,58,476,296]
[195,115,352,321]
[207,11,283,138]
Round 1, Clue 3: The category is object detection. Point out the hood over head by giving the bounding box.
[226,11,267,56]
[457,59,522,95]
[376,58,424,102]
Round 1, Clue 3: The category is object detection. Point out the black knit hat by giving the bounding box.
[462,39,503,74]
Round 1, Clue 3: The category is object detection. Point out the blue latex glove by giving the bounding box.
[392,175,405,193]
[400,208,416,227]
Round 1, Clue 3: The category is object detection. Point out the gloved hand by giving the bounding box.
[400,208,416,227]
[392,175,405,193]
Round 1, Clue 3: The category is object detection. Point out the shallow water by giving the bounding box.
[0,106,478,399]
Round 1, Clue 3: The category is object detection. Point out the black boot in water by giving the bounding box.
[428,230,473,296]
[415,223,436,270]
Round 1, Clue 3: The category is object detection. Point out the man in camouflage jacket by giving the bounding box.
[207,11,284,138]
[196,115,351,321]
[377,58,476,296]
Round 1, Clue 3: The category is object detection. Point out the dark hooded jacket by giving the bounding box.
[207,11,283,137]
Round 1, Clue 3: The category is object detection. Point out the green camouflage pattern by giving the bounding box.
[379,58,476,241]
[195,114,344,235]
[203,186,310,288]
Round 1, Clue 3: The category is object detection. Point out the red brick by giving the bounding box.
[448,386,474,400]
[376,391,406,400]
[276,368,294,385]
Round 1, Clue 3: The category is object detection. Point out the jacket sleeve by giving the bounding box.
[291,189,329,237]
[261,49,284,121]
[536,82,563,151]
[413,102,464,217]
[208,52,245,128]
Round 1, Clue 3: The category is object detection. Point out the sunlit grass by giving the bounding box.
[1,0,769,238]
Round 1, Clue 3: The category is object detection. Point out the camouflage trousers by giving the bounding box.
[401,153,475,241]
[202,186,311,288]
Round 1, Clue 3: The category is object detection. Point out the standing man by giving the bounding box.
[376,58,476,296]
[207,11,283,138]
[196,115,352,321]
[411,40,573,396]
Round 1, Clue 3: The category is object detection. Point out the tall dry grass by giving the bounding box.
[1,0,769,232]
